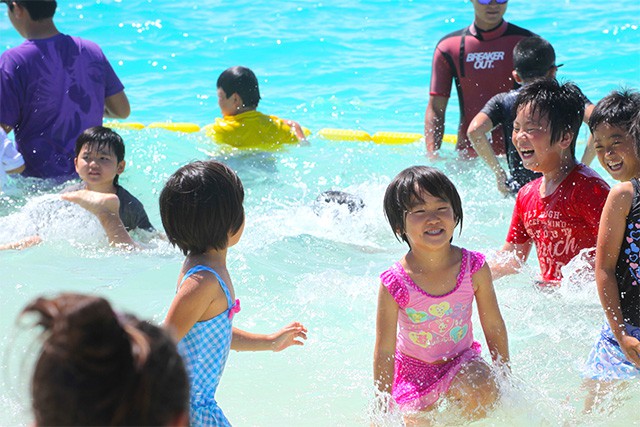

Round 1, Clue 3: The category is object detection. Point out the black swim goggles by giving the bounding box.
[476,0,508,4]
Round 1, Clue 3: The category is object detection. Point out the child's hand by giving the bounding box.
[619,335,640,368]
[269,322,307,352]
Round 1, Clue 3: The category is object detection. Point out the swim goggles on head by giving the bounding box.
[476,0,508,5]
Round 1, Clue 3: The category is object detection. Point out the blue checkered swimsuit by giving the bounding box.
[177,265,239,427]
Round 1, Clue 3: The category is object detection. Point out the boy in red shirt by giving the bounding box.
[489,79,610,284]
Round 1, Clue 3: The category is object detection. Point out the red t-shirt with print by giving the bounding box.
[506,164,610,282]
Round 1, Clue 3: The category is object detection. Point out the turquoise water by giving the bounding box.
[1,0,639,425]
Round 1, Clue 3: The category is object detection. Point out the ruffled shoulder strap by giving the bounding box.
[379,263,409,308]
[466,250,486,276]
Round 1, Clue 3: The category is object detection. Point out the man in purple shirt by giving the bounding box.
[0,0,130,179]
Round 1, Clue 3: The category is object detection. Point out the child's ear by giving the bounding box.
[116,160,126,175]
[557,131,574,150]
[73,156,79,172]
[231,93,243,109]
[512,70,523,84]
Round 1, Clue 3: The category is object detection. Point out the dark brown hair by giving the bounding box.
[588,88,640,135]
[21,293,188,426]
[513,79,585,157]
[159,160,245,255]
[75,126,126,186]
[383,166,463,248]
[2,1,56,20]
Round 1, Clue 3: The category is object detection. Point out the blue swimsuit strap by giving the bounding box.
[179,265,234,309]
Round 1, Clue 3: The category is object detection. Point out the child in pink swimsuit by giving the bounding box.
[374,165,510,422]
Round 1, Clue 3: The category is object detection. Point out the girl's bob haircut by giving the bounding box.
[159,160,245,255]
[383,165,463,247]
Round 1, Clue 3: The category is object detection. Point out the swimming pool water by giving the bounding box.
[1,1,639,425]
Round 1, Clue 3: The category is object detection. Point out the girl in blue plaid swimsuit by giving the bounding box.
[161,160,307,427]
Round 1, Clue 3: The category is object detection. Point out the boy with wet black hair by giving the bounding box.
[468,37,594,195]
[489,79,610,284]
[207,66,307,151]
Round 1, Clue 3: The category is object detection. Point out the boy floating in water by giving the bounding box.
[206,66,307,151]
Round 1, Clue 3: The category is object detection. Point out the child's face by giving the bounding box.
[74,145,124,190]
[512,104,566,173]
[594,123,640,182]
[403,191,456,251]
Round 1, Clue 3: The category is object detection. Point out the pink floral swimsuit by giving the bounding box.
[380,248,485,410]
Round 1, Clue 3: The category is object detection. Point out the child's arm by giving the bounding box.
[6,164,25,174]
[467,112,510,195]
[373,283,398,395]
[488,240,533,280]
[231,323,307,352]
[164,272,229,342]
[595,183,640,368]
[284,119,308,142]
[473,263,510,367]
[580,103,596,166]
[61,190,137,248]
[0,235,42,251]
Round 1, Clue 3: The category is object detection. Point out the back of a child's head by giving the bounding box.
[588,88,640,135]
[217,66,261,108]
[159,160,245,255]
[21,293,189,426]
[4,0,56,20]
[514,79,585,156]
[383,165,462,247]
[513,36,560,80]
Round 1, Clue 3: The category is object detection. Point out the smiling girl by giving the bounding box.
[373,165,509,424]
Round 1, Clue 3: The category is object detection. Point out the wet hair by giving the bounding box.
[217,66,261,109]
[2,1,57,20]
[513,79,585,157]
[383,166,463,248]
[513,36,560,80]
[630,109,640,155]
[75,126,126,186]
[20,293,189,426]
[313,190,365,215]
[159,160,245,255]
[588,88,640,135]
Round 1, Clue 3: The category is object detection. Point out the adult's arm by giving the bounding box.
[580,103,596,166]
[468,112,510,195]
[104,91,131,119]
[424,95,448,157]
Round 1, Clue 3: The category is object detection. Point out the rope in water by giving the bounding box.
[104,121,458,145]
